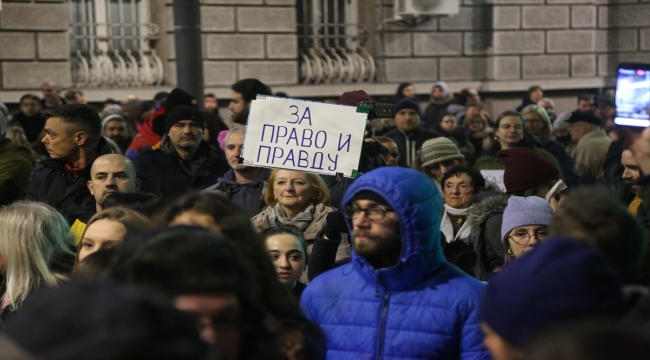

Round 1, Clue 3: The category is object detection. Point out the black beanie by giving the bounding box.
[164,88,197,113]
[347,190,391,207]
[166,105,205,132]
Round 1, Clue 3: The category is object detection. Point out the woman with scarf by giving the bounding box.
[438,165,485,277]
[521,105,582,187]
[440,165,485,244]
[252,169,335,242]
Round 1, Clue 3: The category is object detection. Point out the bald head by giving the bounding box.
[88,154,139,211]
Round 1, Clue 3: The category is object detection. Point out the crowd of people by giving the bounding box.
[1,77,650,359]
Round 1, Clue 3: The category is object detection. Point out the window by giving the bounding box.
[69,0,163,87]
[297,0,376,84]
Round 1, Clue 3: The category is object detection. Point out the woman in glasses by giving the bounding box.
[521,105,582,188]
[474,111,562,175]
[416,137,465,184]
[440,166,485,244]
[501,196,553,263]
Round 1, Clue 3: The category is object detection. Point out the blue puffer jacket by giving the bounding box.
[301,167,490,360]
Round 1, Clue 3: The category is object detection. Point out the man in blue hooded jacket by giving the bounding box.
[301,167,489,360]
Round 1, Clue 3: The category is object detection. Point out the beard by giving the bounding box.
[233,109,250,125]
[352,229,402,265]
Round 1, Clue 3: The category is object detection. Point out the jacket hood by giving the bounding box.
[467,192,510,230]
[342,167,446,291]
[433,81,450,98]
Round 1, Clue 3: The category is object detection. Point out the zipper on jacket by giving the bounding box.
[375,293,391,360]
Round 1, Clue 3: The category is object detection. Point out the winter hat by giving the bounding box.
[101,113,127,130]
[553,111,572,131]
[0,281,208,359]
[420,137,464,168]
[346,190,391,208]
[0,109,7,141]
[498,148,559,194]
[501,196,554,244]
[394,98,422,117]
[164,88,198,113]
[165,105,205,132]
[337,90,372,106]
[479,239,626,348]
[218,130,229,150]
[433,81,450,98]
[566,111,603,126]
[153,91,169,103]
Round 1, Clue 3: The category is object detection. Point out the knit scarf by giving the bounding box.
[441,204,473,242]
[268,202,315,232]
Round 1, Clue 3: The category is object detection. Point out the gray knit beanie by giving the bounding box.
[501,196,554,244]
[420,137,464,168]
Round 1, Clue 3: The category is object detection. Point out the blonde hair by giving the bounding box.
[263,170,330,207]
[522,105,553,131]
[5,126,30,148]
[74,207,152,268]
[0,202,74,311]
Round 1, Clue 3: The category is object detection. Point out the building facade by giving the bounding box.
[0,0,649,113]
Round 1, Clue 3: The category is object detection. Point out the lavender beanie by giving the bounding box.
[501,196,554,243]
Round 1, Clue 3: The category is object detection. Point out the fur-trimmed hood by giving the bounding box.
[467,193,510,230]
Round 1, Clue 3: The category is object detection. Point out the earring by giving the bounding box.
[274,197,277,201]
[507,249,514,257]
[494,136,500,141]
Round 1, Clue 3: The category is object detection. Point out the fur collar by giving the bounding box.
[467,193,510,230]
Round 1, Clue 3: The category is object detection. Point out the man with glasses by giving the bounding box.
[567,111,611,183]
[419,137,465,183]
[374,136,400,166]
[301,167,489,360]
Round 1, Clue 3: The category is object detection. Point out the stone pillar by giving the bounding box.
[163,0,298,87]
[0,1,71,91]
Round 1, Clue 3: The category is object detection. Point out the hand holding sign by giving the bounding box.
[241,96,367,177]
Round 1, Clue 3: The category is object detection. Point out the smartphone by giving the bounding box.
[614,63,650,127]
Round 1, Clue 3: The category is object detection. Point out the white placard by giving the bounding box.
[241,96,367,177]
[480,170,506,192]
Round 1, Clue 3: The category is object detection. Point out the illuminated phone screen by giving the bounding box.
[614,63,650,128]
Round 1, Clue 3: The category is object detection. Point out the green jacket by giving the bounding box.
[0,139,33,205]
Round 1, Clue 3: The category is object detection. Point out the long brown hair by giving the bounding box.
[74,207,151,269]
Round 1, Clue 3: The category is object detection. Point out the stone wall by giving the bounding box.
[163,0,299,87]
[378,0,650,85]
[0,0,71,90]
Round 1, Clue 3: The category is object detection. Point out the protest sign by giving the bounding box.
[480,170,506,192]
[241,96,367,177]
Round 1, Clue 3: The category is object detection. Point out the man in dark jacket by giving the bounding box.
[25,104,114,224]
[386,98,440,167]
[132,106,229,202]
[204,125,270,216]
[0,111,33,205]
[301,167,489,360]
[516,85,543,112]
[9,94,48,143]
[422,81,454,130]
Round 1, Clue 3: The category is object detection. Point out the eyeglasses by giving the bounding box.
[344,205,394,221]
[508,229,548,245]
[425,160,457,171]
